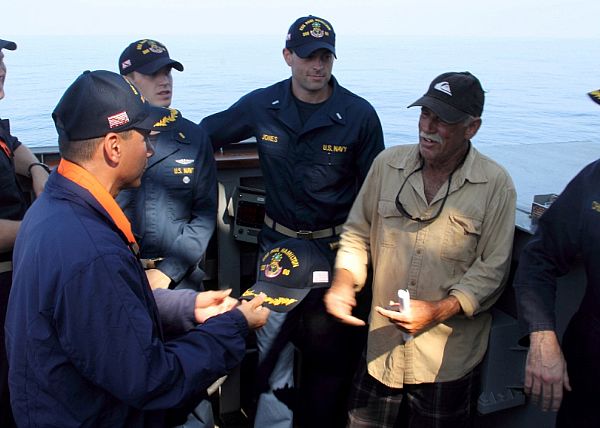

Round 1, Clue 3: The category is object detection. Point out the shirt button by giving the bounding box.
[416,249,422,255]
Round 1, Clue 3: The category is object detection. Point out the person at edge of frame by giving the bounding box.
[512,87,600,428]
[0,37,50,428]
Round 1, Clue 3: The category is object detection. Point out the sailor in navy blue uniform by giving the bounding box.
[0,38,49,428]
[514,89,600,427]
[117,39,217,292]
[201,16,384,428]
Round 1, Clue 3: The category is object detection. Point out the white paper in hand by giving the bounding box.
[397,289,413,342]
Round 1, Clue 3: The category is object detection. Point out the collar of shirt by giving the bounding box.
[386,143,489,192]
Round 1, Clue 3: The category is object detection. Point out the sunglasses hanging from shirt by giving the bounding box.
[395,143,470,223]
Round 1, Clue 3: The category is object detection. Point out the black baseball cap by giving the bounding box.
[285,16,336,58]
[241,238,331,313]
[119,39,183,75]
[0,39,17,51]
[408,72,485,124]
[52,70,173,142]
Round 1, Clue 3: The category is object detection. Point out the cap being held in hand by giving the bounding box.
[241,238,331,312]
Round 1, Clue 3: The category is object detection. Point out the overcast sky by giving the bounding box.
[3,0,600,39]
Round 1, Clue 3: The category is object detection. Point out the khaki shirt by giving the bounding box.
[336,144,516,387]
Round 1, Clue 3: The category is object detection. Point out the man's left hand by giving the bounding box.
[194,289,239,324]
[375,296,461,336]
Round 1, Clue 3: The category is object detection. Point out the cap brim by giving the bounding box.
[408,95,469,124]
[134,105,175,133]
[588,89,600,106]
[150,107,180,132]
[0,39,17,51]
[136,57,184,75]
[293,42,336,59]
[240,282,311,313]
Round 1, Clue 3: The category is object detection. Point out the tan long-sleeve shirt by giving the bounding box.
[335,144,516,387]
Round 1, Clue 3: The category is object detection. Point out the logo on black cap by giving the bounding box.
[241,238,331,312]
[119,39,184,76]
[408,71,484,124]
[285,16,336,59]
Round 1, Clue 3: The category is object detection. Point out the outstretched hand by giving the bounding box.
[194,289,239,324]
[324,268,366,326]
[324,286,365,326]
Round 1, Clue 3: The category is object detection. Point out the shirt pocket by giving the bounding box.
[377,200,405,248]
[163,164,195,190]
[306,150,352,193]
[440,214,482,262]
[162,164,195,219]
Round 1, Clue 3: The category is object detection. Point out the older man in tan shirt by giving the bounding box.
[325,72,516,428]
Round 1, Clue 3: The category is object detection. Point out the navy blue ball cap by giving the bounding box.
[52,70,171,142]
[285,16,336,58]
[241,238,332,313]
[0,39,17,51]
[408,71,485,124]
[119,39,183,75]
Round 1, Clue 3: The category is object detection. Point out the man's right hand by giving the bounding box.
[525,330,571,411]
[324,268,365,326]
[236,293,270,330]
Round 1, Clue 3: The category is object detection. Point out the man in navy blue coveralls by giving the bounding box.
[0,38,50,428]
[117,39,217,292]
[5,70,269,427]
[513,88,600,428]
[200,15,385,428]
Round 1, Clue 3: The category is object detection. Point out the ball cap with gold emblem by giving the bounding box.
[119,39,184,76]
[285,15,336,59]
[52,70,176,143]
[241,238,331,312]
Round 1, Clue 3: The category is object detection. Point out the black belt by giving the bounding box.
[264,214,343,240]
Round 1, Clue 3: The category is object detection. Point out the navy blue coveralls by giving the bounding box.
[118,116,217,290]
[0,118,27,428]
[5,170,249,427]
[514,159,600,427]
[200,76,384,427]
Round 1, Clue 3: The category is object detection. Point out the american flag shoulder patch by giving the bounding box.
[108,111,130,128]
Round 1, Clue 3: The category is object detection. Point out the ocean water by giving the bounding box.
[2,35,600,206]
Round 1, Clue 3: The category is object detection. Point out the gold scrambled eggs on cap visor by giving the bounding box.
[240,285,311,313]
